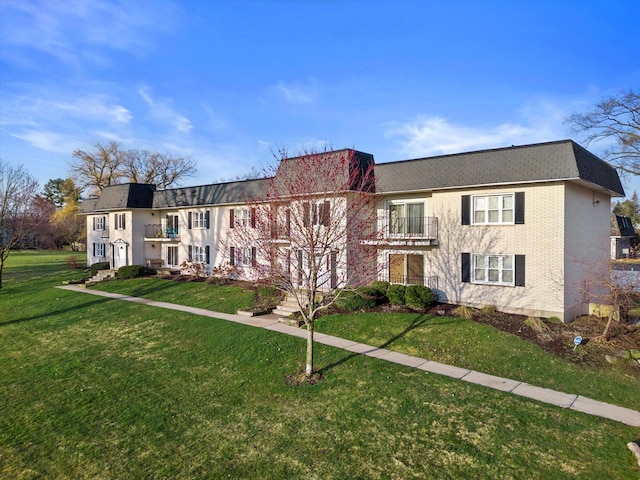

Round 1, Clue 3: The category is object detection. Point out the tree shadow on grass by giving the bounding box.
[0,296,113,328]
[319,313,464,375]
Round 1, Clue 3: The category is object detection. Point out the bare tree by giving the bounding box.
[0,160,40,289]
[225,148,380,379]
[565,89,640,176]
[71,141,196,195]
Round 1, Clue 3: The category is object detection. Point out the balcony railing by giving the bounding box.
[387,275,439,290]
[378,216,438,240]
[144,224,179,240]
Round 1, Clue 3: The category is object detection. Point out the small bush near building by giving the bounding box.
[452,305,475,319]
[335,289,379,311]
[405,285,436,309]
[117,265,153,279]
[387,284,406,306]
[370,281,390,297]
[90,261,111,276]
[66,255,85,270]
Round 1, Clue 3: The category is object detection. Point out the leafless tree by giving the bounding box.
[225,148,380,378]
[0,160,40,289]
[71,141,196,195]
[566,89,640,176]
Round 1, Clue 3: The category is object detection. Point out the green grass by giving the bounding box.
[91,277,256,314]
[315,313,640,410]
[1,251,639,479]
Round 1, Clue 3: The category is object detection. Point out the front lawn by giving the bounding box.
[1,251,638,479]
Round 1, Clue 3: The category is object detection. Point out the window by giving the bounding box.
[167,246,178,266]
[193,212,208,229]
[462,253,525,286]
[388,202,424,235]
[189,245,210,264]
[303,201,330,227]
[229,246,256,267]
[472,254,513,285]
[93,216,105,230]
[115,213,126,230]
[473,194,513,224]
[93,243,106,257]
[230,208,255,228]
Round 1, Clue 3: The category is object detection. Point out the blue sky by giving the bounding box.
[1,0,639,198]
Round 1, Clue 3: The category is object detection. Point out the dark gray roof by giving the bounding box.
[78,198,98,215]
[152,177,271,209]
[612,215,637,237]
[375,140,625,196]
[91,183,156,211]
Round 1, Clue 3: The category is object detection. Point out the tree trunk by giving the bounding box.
[602,309,614,340]
[305,320,314,377]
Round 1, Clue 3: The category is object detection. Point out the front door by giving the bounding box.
[112,240,128,269]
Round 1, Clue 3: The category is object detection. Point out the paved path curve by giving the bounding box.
[57,285,640,428]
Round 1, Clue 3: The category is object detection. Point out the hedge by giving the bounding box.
[387,284,405,306]
[90,261,111,276]
[116,265,153,279]
[405,285,436,309]
[335,288,379,311]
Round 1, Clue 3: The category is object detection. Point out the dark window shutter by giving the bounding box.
[251,247,257,267]
[122,214,126,230]
[461,195,470,225]
[229,209,235,228]
[188,245,193,261]
[205,246,210,264]
[515,192,525,224]
[285,209,291,236]
[323,200,330,226]
[93,243,96,256]
[92,218,96,231]
[206,211,210,229]
[461,253,470,282]
[303,203,310,227]
[250,208,256,228]
[188,212,193,229]
[515,255,525,286]
[229,246,235,265]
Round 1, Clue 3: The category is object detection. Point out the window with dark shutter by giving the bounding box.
[188,245,193,261]
[205,246,210,264]
[461,196,470,225]
[205,211,210,229]
[229,246,235,265]
[250,208,256,228]
[322,200,330,226]
[515,192,525,224]
[251,247,257,267]
[303,203,310,227]
[188,212,193,229]
[229,209,235,228]
[461,253,470,282]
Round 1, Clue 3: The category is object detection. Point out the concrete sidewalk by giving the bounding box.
[57,285,640,428]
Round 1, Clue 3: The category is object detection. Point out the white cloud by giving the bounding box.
[0,0,180,68]
[10,129,81,154]
[386,98,576,158]
[139,88,193,134]
[273,80,317,105]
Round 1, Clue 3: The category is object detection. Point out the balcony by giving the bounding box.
[363,216,438,246]
[144,224,180,241]
[387,274,439,290]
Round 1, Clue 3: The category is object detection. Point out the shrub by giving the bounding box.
[405,285,436,309]
[66,255,85,269]
[453,305,475,319]
[370,281,390,297]
[116,265,149,279]
[387,284,405,306]
[481,304,497,314]
[90,261,111,276]
[335,289,378,311]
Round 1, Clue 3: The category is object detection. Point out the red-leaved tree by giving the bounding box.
[224,148,381,379]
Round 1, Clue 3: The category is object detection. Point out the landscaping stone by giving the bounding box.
[630,349,640,360]
[604,355,617,364]
[628,441,640,468]
[615,349,631,359]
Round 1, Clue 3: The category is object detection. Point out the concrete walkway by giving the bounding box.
[57,285,640,428]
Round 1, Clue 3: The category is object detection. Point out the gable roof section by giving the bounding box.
[375,140,625,196]
[612,214,637,237]
[152,177,270,209]
[80,183,156,213]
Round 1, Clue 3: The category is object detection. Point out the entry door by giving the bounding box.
[389,254,404,284]
[112,241,128,269]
